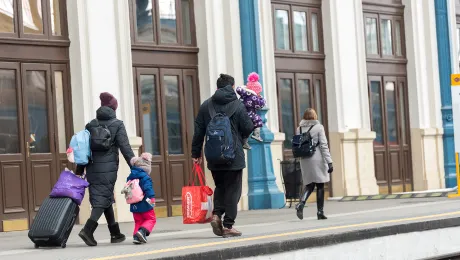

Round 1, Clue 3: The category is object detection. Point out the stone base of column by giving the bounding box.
[329,129,379,197]
[411,128,445,190]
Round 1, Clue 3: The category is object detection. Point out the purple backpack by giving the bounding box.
[50,169,89,205]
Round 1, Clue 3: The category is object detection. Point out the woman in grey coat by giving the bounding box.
[295,108,333,220]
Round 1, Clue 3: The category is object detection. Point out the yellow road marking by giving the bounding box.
[90,211,460,260]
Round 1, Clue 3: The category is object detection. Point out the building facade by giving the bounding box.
[0,0,457,232]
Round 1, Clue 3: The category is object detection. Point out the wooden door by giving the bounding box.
[277,72,328,159]
[21,63,58,224]
[134,67,199,217]
[0,62,29,232]
[0,62,70,231]
[369,75,412,194]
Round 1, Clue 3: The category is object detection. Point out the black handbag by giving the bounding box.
[291,125,318,158]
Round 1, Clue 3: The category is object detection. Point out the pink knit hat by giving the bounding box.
[246,72,262,95]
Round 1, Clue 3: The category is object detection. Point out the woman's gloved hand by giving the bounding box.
[328,163,333,174]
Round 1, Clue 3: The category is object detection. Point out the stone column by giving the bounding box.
[322,0,378,196]
[67,0,141,223]
[403,0,445,190]
[258,0,286,194]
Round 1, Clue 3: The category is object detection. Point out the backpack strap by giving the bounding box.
[226,100,240,118]
[208,99,217,118]
[300,125,315,134]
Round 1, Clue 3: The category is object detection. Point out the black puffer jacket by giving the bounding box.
[85,106,135,208]
[191,86,254,171]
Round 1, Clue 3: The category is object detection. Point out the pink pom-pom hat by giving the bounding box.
[246,72,262,95]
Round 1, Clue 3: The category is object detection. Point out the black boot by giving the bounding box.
[317,186,327,220]
[295,203,305,220]
[296,185,314,220]
[108,223,126,243]
[79,219,98,246]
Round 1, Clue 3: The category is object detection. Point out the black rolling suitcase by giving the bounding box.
[28,197,79,248]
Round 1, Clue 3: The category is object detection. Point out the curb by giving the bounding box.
[153,217,460,260]
[339,192,452,202]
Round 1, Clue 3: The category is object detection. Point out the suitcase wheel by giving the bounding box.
[34,244,39,249]
[61,241,67,248]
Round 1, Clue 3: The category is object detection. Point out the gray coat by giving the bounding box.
[296,120,333,185]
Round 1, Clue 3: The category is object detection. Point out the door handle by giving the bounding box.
[26,142,30,158]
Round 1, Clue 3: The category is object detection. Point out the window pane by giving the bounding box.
[279,78,294,149]
[293,11,308,51]
[275,9,290,50]
[311,13,320,52]
[181,0,192,44]
[395,21,402,56]
[164,75,183,154]
[399,82,407,145]
[140,75,160,156]
[298,79,310,117]
[26,71,49,153]
[0,0,14,33]
[184,75,194,136]
[159,0,177,44]
[54,71,66,153]
[136,0,154,42]
[381,19,393,55]
[385,82,398,144]
[371,81,384,145]
[50,0,61,36]
[314,79,322,122]
[365,18,378,55]
[23,0,43,34]
[0,70,19,154]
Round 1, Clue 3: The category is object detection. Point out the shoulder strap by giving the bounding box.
[301,125,315,134]
[208,99,217,118]
[226,100,240,118]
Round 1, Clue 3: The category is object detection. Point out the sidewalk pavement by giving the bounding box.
[1,197,460,260]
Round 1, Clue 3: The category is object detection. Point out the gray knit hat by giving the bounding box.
[130,153,152,175]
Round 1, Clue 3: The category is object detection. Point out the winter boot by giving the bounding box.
[108,223,126,243]
[79,219,98,246]
[316,187,327,220]
[251,128,263,142]
[295,202,305,220]
[296,185,314,220]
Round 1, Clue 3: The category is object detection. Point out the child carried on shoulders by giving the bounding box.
[236,72,266,150]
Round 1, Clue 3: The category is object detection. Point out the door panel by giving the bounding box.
[0,62,28,232]
[135,68,168,215]
[134,67,199,217]
[369,75,412,194]
[21,63,56,222]
[160,69,188,216]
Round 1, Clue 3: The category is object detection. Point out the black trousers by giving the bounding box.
[211,170,243,229]
[89,205,116,226]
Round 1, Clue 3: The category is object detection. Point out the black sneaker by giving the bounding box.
[133,236,141,244]
[135,228,148,243]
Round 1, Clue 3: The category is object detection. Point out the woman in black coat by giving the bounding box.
[77,92,135,247]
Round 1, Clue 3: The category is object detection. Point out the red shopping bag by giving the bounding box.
[182,163,213,224]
